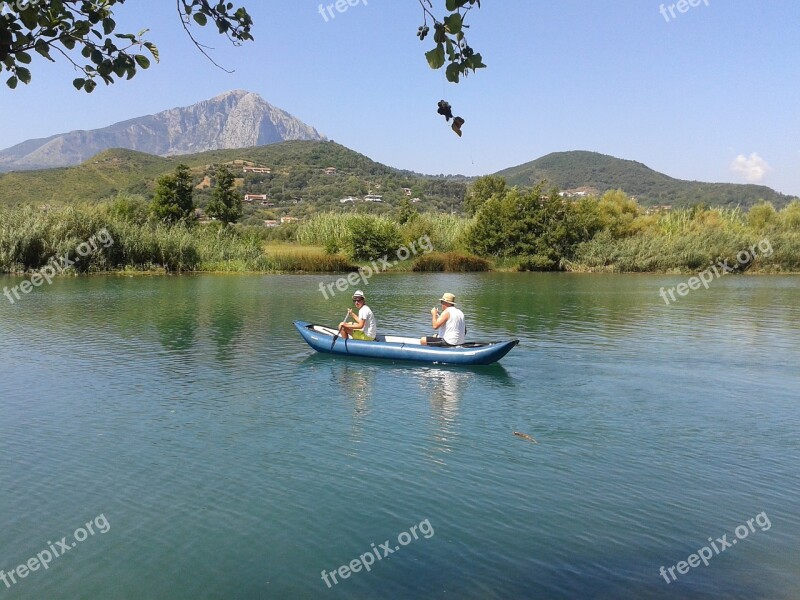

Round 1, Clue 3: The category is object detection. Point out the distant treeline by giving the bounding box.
[1,178,799,274]
[459,177,800,273]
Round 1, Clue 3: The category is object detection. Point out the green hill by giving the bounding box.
[0,142,468,218]
[495,150,791,209]
[0,148,173,205]
[1,145,793,214]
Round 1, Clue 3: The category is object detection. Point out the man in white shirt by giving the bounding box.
[338,290,377,340]
[420,292,466,346]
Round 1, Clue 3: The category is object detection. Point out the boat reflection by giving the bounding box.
[298,354,515,457]
[415,364,513,464]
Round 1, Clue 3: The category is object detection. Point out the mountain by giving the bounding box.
[495,151,791,208]
[0,90,325,172]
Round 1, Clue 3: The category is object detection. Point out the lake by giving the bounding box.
[1,272,798,599]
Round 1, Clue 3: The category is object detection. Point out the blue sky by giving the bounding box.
[1,0,798,195]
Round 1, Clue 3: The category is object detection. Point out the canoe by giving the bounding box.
[293,321,519,366]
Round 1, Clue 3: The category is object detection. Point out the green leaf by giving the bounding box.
[34,40,52,60]
[19,8,38,30]
[193,13,207,26]
[15,51,32,64]
[144,42,159,63]
[134,54,150,69]
[445,62,460,83]
[425,44,445,70]
[7,75,18,89]
[16,66,31,84]
[466,53,486,70]
[444,13,462,35]
[102,17,116,35]
[73,78,85,90]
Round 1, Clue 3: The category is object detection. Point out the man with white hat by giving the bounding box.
[420,292,466,346]
[338,290,377,341]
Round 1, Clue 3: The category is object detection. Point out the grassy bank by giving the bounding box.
[2,192,799,275]
[566,205,800,273]
[460,185,800,273]
[0,203,355,274]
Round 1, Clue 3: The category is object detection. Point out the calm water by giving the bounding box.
[1,273,798,599]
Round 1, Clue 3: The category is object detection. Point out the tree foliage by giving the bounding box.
[418,0,485,83]
[395,197,418,225]
[464,175,506,216]
[465,182,603,269]
[150,164,195,224]
[205,165,242,225]
[2,2,484,93]
[0,0,253,91]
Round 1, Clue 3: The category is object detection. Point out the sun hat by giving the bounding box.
[353,290,365,299]
[439,292,456,305]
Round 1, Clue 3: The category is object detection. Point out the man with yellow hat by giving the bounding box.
[420,292,466,346]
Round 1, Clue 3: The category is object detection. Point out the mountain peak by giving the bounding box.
[0,92,325,172]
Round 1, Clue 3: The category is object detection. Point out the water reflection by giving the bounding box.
[417,367,470,422]
[335,361,374,415]
[209,306,244,361]
[415,364,514,463]
[155,303,198,352]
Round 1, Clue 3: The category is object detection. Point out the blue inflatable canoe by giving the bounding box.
[294,321,519,366]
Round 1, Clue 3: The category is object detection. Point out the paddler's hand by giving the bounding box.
[431,307,438,316]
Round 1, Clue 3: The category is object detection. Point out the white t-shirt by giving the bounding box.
[358,305,377,339]
[438,307,465,345]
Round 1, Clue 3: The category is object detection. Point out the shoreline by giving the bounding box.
[2,267,799,277]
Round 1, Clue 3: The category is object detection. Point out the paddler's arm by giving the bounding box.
[347,308,366,330]
[431,307,449,329]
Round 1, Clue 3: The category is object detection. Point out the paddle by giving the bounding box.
[331,309,351,350]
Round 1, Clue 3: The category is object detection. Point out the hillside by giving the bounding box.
[496,151,791,209]
[0,90,324,172]
[0,141,468,219]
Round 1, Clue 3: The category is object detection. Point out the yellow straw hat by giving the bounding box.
[439,293,456,305]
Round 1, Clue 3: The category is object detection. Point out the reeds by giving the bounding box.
[0,200,354,274]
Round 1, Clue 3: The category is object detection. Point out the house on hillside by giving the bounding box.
[324,167,337,175]
[264,220,279,228]
[364,194,383,203]
[645,205,673,215]
[281,216,299,224]
[244,194,268,203]
[243,166,271,174]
